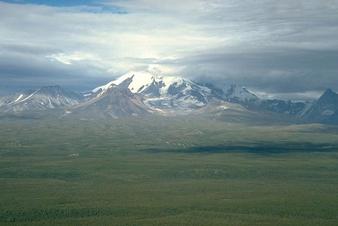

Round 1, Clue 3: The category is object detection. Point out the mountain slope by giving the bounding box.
[223,85,309,117]
[0,86,83,114]
[68,78,152,118]
[303,89,338,124]
[257,99,309,116]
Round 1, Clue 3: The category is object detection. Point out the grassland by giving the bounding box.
[0,116,338,225]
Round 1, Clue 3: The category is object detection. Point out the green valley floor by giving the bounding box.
[1,117,338,225]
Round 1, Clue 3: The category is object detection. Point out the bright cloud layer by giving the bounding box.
[0,0,338,98]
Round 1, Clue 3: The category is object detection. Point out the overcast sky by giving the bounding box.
[0,0,338,99]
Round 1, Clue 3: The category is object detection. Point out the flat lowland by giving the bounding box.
[1,117,338,226]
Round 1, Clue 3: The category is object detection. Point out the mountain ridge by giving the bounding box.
[0,85,83,114]
[0,71,336,124]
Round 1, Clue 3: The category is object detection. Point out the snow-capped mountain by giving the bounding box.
[1,70,337,125]
[222,85,311,117]
[258,99,310,116]
[91,71,214,111]
[0,86,83,114]
[303,89,338,124]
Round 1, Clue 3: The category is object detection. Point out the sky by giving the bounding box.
[0,0,338,99]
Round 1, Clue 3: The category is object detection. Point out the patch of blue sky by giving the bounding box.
[0,0,127,14]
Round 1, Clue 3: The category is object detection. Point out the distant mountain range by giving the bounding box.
[0,86,83,115]
[1,71,337,124]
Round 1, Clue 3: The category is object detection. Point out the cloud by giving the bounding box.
[0,44,109,92]
[0,0,338,98]
[173,47,338,93]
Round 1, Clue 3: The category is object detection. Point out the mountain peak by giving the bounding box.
[302,88,338,123]
[91,71,213,110]
[92,71,156,94]
[318,88,338,103]
[322,88,336,96]
[225,84,258,102]
[70,82,151,118]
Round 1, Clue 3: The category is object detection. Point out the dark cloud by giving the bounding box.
[171,48,338,94]
[0,50,111,93]
[174,49,338,92]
